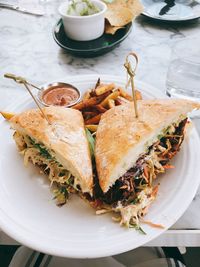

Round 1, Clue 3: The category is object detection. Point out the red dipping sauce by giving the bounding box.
[40,83,80,107]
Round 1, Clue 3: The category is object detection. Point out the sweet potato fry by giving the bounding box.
[108,99,115,109]
[85,114,102,125]
[0,111,15,120]
[95,105,107,113]
[81,106,100,112]
[83,111,98,116]
[95,83,115,96]
[95,77,101,89]
[86,124,98,132]
[90,89,97,97]
[88,78,101,97]
[100,90,120,108]
[73,91,110,110]
[82,111,98,120]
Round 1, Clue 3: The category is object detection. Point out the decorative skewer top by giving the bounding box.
[124,52,139,118]
[4,73,51,125]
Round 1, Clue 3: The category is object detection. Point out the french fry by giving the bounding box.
[88,78,101,97]
[95,83,115,96]
[83,111,98,120]
[90,89,97,97]
[108,99,115,109]
[100,90,120,108]
[85,114,102,125]
[0,111,15,120]
[95,105,107,113]
[73,91,110,110]
[95,77,101,89]
[83,111,98,117]
[119,87,142,100]
[81,105,100,111]
[115,96,130,106]
[86,124,98,132]
[83,90,92,100]
[119,96,130,103]
[135,90,142,100]
[119,88,133,101]
[73,82,143,127]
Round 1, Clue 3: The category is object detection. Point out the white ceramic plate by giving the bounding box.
[0,75,200,258]
[141,0,200,22]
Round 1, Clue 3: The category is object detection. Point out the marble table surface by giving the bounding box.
[0,0,200,245]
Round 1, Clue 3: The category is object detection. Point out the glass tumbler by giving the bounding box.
[166,38,200,101]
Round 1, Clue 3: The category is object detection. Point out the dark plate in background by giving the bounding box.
[53,19,132,58]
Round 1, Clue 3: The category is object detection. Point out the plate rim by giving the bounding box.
[0,74,200,258]
[142,12,200,22]
[52,19,132,53]
[141,0,200,22]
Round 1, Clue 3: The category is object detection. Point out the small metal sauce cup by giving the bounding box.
[37,82,81,107]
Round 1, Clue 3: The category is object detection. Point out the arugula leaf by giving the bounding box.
[137,226,147,235]
[130,197,139,205]
[29,137,52,159]
[60,186,69,197]
[53,186,69,206]
[59,171,66,177]
[34,143,52,159]
[85,128,95,159]
[129,224,147,235]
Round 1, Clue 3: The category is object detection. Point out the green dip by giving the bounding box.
[67,0,100,16]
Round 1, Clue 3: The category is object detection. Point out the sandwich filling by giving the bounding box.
[13,132,80,205]
[94,118,187,227]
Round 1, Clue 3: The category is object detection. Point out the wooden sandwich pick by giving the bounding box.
[124,52,139,118]
[4,73,51,125]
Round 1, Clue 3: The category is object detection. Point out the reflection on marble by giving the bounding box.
[0,0,200,230]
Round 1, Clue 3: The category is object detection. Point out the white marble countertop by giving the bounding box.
[1,0,200,246]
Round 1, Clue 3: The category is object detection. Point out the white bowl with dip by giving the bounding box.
[38,82,81,107]
[58,0,107,41]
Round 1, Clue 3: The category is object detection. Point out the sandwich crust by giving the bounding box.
[95,99,200,193]
[10,106,93,195]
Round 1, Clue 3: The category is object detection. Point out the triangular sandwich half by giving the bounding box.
[10,106,93,205]
[95,99,200,227]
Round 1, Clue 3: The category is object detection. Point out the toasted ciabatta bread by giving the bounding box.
[95,99,200,193]
[10,106,93,195]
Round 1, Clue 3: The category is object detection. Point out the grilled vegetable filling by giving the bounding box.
[98,118,187,206]
[13,132,78,206]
